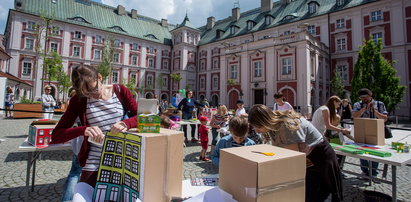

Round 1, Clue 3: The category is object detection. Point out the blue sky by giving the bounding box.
[0,0,263,35]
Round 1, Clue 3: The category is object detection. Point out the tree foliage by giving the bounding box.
[330,70,345,98]
[123,78,137,96]
[98,36,115,82]
[351,38,406,113]
[43,51,62,84]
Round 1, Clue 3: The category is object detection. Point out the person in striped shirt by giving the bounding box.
[51,65,138,189]
[212,116,255,166]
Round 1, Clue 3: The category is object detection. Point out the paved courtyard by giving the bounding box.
[0,116,410,201]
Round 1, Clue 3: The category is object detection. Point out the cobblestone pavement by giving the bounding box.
[0,116,410,201]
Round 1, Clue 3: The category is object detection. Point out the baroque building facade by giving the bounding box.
[3,0,411,116]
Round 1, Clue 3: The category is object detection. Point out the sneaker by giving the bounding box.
[191,138,198,143]
[202,157,211,161]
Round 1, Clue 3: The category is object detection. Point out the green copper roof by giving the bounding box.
[178,14,198,30]
[16,0,176,45]
[198,0,379,45]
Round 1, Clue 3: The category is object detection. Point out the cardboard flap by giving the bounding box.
[31,119,58,125]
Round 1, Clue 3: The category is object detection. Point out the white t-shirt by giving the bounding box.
[311,105,328,135]
[273,102,294,111]
[235,108,246,116]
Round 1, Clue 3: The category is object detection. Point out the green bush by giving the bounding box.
[20,96,32,104]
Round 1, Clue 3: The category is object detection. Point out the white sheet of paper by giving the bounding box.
[138,98,159,114]
[185,187,237,202]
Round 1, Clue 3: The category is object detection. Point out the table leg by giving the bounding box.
[368,160,372,186]
[392,165,397,202]
[25,152,33,202]
[31,151,37,192]
[383,164,388,179]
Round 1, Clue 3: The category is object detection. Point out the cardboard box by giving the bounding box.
[28,120,58,148]
[93,128,184,202]
[138,114,161,133]
[219,144,306,202]
[354,118,385,146]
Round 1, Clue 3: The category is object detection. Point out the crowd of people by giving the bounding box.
[2,63,380,201]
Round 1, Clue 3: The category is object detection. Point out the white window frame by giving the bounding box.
[336,18,345,29]
[230,26,237,34]
[25,38,34,50]
[22,62,32,76]
[265,16,272,25]
[200,77,205,89]
[74,31,82,40]
[73,46,81,57]
[230,64,238,80]
[27,21,36,31]
[371,10,382,22]
[307,25,315,34]
[51,26,59,35]
[308,3,317,14]
[212,76,219,90]
[112,71,119,84]
[254,61,262,78]
[336,38,346,51]
[162,77,168,88]
[95,35,102,44]
[94,49,101,60]
[213,59,219,69]
[281,57,292,76]
[132,43,138,50]
[132,55,138,65]
[337,0,345,6]
[50,42,58,52]
[114,39,121,47]
[372,32,383,44]
[247,21,254,30]
[163,60,168,69]
[148,58,154,68]
[148,47,154,54]
[113,52,119,63]
[147,75,153,87]
[337,64,349,83]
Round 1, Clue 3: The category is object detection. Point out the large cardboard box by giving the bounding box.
[28,120,58,148]
[219,144,306,202]
[354,118,385,146]
[93,128,183,202]
[138,114,161,133]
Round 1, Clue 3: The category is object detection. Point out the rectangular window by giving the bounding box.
[247,21,254,30]
[132,55,137,65]
[94,49,101,60]
[25,38,34,49]
[95,35,102,44]
[337,65,348,81]
[112,71,119,83]
[337,38,346,51]
[148,47,154,54]
[336,19,345,29]
[51,26,59,35]
[162,77,168,88]
[27,21,36,31]
[23,62,32,76]
[307,25,315,34]
[213,59,218,69]
[132,43,138,50]
[283,30,291,35]
[163,60,168,69]
[200,61,205,71]
[200,78,205,89]
[371,10,382,22]
[73,46,80,57]
[147,75,153,87]
[372,32,383,44]
[282,58,292,75]
[212,76,218,89]
[113,53,119,63]
[148,58,154,68]
[337,0,345,6]
[50,42,58,52]
[230,65,238,79]
[265,16,272,25]
[309,3,317,14]
[254,61,262,77]
[74,31,82,40]
[130,73,137,84]
[114,39,121,47]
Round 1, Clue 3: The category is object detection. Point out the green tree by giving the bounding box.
[56,68,71,102]
[330,70,345,98]
[98,37,115,82]
[43,51,62,84]
[123,78,137,96]
[351,38,406,113]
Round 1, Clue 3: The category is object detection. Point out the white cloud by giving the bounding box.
[0,0,14,34]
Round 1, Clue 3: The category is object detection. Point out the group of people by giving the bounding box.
[46,63,389,202]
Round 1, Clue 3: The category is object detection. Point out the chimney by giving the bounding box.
[207,16,215,30]
[117,5,126,15]
[15,0,23,10]
[161,19,168,27]
[232,7,240,21]
[261,0,273,12]
[131,9,137,19]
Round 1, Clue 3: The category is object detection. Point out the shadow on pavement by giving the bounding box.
[5,150,72,162]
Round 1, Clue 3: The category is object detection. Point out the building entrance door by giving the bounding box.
[254,89,264,105]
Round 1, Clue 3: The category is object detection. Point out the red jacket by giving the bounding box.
[51,84,138,167]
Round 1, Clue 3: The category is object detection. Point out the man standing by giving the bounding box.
[352,88,388,179]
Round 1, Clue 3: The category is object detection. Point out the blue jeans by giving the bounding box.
[211,128,219,145]
[360,159,379,177]
[61,154,82,202]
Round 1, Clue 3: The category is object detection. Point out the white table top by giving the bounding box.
[335,129,411,166]
[177,120,201,125]
[18,138,72,152]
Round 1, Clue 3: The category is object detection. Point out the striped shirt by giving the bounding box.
[83,93,123,171]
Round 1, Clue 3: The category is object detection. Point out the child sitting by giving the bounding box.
[198,116,210,161]
[212,116,255,166]
[161,115,179,130]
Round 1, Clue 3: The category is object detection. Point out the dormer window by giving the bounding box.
[308,2,318,14]
[336,0,345,6]
[265,16,273,25]
[216,29,225,39]
[282,15,295,21]
[144,34,158,40]
[110,26,126,32]
[68,16,91,24]
[247,21,255,30]
[230,25,239,34]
